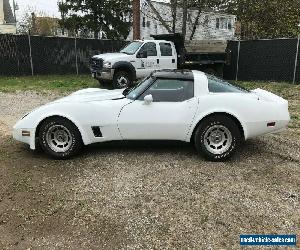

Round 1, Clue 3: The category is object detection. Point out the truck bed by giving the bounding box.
[184,40,227,54]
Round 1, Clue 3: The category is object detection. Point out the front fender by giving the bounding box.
[14,103,91,148]
[112,61,136,80]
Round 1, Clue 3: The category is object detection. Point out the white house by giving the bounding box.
[0,0,16,34]
[128,0,237,41]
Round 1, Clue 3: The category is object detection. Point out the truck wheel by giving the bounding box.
[194,115,241,161]
[113,71,132,89]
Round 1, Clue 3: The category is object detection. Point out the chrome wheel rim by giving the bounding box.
[46,125,73,153]
[117,75,128,88]
[204,125,232,155]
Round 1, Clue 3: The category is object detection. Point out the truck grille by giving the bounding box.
[90,58,103,71]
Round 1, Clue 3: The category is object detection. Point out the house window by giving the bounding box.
[142,17,146,27]
[216,18,220,29]
[146,21,150,28]
[228,21,232,30]
[216,17,232,30]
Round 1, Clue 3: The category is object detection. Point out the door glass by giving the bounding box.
[160,43,172,56]
[139,42,157,57]
[139,78,194,102]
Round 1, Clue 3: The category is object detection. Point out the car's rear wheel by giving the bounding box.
[194,115,241,161]
[39,117,83,159]
[113,71,131,89]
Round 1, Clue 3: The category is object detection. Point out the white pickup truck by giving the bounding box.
[90,33,229,88]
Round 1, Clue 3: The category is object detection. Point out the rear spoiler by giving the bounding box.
[252,88,288,104]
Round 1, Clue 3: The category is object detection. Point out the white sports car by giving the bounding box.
[13,70,290,161]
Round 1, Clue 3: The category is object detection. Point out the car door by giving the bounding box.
[158,42,177,70]
[118,78,198,141]
[135,42,159,79]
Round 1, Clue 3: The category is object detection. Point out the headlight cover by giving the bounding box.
[103,62,112,68]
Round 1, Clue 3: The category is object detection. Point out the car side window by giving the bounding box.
[139,78,194,102]
[139,42,157,57]
[207,75,249,93]
[160,43,173,56]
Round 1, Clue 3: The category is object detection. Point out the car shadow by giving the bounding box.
[84,140,195,155]
[26,138,274,164]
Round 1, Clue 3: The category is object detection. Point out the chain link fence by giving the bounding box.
[0,34,127,76]
[223,38,300,84]
[0,34,299,83]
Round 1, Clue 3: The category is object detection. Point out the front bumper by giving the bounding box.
[91,68,114,81]
[13,127,36,150]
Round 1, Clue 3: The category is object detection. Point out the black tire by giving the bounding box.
[38,117,83,159]
[194,115,241,161]
[113,70,132,89]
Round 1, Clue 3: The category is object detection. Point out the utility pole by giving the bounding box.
[182,0,187,39]
[133,0,140,40]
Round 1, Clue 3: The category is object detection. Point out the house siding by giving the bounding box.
[0,0,16,34]
[0,23,16,33]
[0,0,4,24]
[128,0,236,41]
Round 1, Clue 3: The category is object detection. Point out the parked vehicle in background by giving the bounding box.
[90,33,230,88]
[13,70,290,161]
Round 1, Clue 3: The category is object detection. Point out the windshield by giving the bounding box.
[126,77,154,100]
[120,41,143,55]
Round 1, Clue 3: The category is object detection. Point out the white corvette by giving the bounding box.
[13,70,290,161]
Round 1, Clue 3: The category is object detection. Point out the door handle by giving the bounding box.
[172,59,175,63]
[157,59,160,64]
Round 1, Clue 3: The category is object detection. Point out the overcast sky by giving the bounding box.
[12,0,60,20]
[12,0,170,20]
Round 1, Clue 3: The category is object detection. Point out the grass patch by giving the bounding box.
[235,81,300,100]
[235,81,300,129]
[0,74,100,93]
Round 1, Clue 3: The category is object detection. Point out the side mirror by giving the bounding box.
[144,94,153,105]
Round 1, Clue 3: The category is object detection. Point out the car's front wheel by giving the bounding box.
[38,117,83,159]
[194,115,241,161]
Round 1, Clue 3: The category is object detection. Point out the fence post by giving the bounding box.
[28,33,34,76]
[293,36,300,84]
[75,36,79,75]
[235,39,241,81]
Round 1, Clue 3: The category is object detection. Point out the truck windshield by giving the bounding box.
[120,41,143,55]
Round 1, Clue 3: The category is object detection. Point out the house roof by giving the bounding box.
[3,0,15,23]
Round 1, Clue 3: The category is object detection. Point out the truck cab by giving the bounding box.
[90,40,177,88]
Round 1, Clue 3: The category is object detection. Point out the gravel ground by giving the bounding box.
[0,91,299,249]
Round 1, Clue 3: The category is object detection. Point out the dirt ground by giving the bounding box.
[0,91,299,249]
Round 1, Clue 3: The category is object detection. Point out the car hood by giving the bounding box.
[93,53,131,61]
[52,88,126,103]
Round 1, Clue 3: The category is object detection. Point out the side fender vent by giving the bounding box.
[92,126,103,138]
